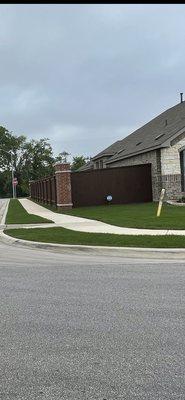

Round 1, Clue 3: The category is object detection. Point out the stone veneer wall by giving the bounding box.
[160,131,185,199]
[94,156,111,169]
[106,149,162,201]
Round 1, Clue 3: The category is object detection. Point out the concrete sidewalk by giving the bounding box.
[19,198,185,236]
[0,199,9,226]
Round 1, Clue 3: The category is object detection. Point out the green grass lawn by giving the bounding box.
[5,226,185,248]
[34,201,185,230]
[63,202,185,229]
[6,199,52,224]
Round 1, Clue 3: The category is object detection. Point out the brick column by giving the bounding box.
[54,162,73,210]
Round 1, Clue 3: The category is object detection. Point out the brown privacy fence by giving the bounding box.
[29,175,57,205]
[71,164,152,207]
[29,163,152,209]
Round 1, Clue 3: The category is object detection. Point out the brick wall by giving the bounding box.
[54,163,73,210]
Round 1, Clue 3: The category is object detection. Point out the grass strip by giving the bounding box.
[6,199,52,224]
[31,201,185,230]
[5,227,185,248]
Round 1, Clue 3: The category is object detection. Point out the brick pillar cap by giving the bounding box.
[54,162,71,172]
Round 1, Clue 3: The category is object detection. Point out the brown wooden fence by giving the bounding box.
[30,175,56,205]
[71,164,152,207]
[30,163,152,208]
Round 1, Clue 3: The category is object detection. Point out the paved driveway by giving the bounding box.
[0,241,185,399]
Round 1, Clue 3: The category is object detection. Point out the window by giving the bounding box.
[95,161,99,169]
[99,160,103,169]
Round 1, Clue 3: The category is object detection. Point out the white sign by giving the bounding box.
[107,195,112,202]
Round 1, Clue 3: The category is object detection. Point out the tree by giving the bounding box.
[54,151,70,164]
[71,155,90,171]
[0,126,26,197]
[0,124,82,197]
[0,126,26,171]
[16,138,55,195]
[0,127,57,197]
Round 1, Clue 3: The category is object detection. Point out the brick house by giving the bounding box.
[82,98,185,201]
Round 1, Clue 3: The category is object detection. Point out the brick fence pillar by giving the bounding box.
[54,162,73,210]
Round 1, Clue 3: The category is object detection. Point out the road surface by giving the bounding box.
[0,239,185,400]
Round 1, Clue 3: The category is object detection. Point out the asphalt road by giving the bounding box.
[0,240,185,400]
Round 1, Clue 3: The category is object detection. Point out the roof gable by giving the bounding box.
[92,101,185,164]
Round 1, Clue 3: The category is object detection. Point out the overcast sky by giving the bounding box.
[0,4,185,159]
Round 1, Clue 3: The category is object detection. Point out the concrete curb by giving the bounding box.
[2,230,185,259]
[2,198,185,259]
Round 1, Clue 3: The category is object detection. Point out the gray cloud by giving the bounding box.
[0,4,185,157]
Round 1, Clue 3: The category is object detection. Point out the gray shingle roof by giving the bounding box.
[93,101,185,165]
[92,140,123,160]
[76,161,94,172]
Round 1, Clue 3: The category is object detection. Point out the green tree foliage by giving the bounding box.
[71,155,90,171]
[0,127,56,197]
[0,126,26,170]
[19,138,54,178]
[54,151,70,164]
[0,170,12,198]
[17,138,55,194]
[0,125,89,197]
[0,126,26,196]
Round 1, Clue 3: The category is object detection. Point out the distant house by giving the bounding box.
[80,98,185,201]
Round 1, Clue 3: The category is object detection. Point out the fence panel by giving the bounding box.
[30,175,56,205]
[71,164,152,207]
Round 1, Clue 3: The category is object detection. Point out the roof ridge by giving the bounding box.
[116,102,182,143]
[92,101,185,163]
